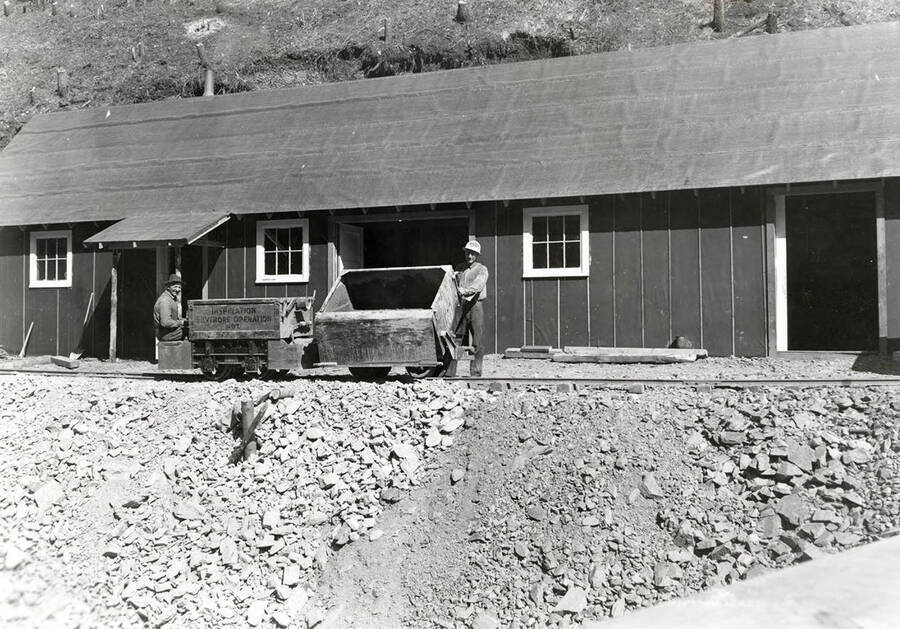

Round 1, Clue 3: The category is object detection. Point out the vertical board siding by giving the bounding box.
[307,213,330,310]
[206,224,227,299]
[92,249,114,359]
[226,220,245,299]
[525,280,535,345]
[496,203,525,351]
[669,191,702,346]
[884,179,900,352]
[244,217,266,298]
[559,279,589,347]
[0,228,24,354]
[641,193,671,347]
[699,189,735,356]
[474,202,497,353]
[588,197,615,346]
[731,187,767,356]
[22,239,58,356]
[530,278,558,347]
[64,224,99,357]
[614,194,643,347]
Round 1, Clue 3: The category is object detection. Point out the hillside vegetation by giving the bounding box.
[1,0,898,150]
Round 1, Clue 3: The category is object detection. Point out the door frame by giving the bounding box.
[326,208,475,287]
[765,181,886,355]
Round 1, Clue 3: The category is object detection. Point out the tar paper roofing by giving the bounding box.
[0,21,899,227]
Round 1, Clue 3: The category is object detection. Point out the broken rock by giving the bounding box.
[552,586,587,614]
[639,473,665,499]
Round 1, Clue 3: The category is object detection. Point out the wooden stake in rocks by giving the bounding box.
[3,2,11,18]
[68,3,74,17]
[29,86,36,105]
[196,42,214,96]
[109,252,119,361]
[766,12,778,34]
[382,17,389,43]
[56,67,68,100]
[712,0,724,32]
[455,0,469,23]
[50,1,58,15]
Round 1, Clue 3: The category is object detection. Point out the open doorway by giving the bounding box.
[783,192,878,351]
[338,217,469,270]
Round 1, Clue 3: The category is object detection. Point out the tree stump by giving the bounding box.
[455,0,469,23]
[712,0,724,32]
[766,13,778,34]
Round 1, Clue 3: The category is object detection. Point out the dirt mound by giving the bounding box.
[318,383,900,627]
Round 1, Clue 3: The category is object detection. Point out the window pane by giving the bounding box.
[564,242,580,268]
[57,238,68,258]
[36,238,47,258]
[277,252,289,274]
[548,216,564,241]
[289,251,303,275]
[265,252,276,275]
[289,227,303,252]
[58,258,68,280]
[264,229,278,252]
[532,217,548,243]
[548,243,564,268]
[564,215,580,239]
[38,260,46,281]
[47,260,57,281]
[275,228,291,251]
[533,243,548,269]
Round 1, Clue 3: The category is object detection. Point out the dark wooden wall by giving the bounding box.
[0,224,113,358]
[884,179,900,352]
[483,188,768,357]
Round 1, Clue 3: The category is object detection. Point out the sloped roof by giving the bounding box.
[1,21,899,226]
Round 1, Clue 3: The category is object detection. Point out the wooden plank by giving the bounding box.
[553,353,700,364]
[0,228,24,355]
[51,355,80,369]
[188,299,282,340]
[521,345,553,353]
[91,250,114,358]
[731,187,767,356]
[503,348,560,359]
[588,196,615,346]
[876,187,887,354]
[559,278,588,347]
[474,201,497,353]
[244,216,266,298]
[614,193,642,346]
[495,203,525,351]
[530,278,557,348]
[884,179,900,353]
[699,188,734,356]
[315,309,438,365]
[641,192,670,348]
[669,190,702,348]
[563,346,707,358]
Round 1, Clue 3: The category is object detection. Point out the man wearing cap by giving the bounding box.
[154,273,187,342]
[453,240,489,377]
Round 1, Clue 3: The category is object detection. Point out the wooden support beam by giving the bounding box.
[109,252,119,361]
[712,0,724,32]
[3,2,11,18]
[766,12,777,34]
[454,0,469,23]
[56,67,68,100]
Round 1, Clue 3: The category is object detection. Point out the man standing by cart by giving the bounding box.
[453,240,489,377]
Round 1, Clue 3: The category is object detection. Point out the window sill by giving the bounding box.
[29,281,72,289]
[522,269,589,279]
[255,276,309,284]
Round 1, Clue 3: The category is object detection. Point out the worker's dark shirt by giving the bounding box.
[153,289,184,341]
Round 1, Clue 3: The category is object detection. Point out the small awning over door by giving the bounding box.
[84,211,230,249]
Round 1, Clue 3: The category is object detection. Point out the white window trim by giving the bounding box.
[522,205,590,278]
[255,218,310,284]
[29,229,73,289]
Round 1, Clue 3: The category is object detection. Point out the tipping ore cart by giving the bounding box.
[158,265,467,379]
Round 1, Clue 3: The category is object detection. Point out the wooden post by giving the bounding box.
[19,322,34,358]
[3,2,11,18]
[712,0,724,32]
[455,0,469,23]
[241,399,257,461]
[29,87,36,105]
[382,18,389,42]
[109,252,119,361]
[137,41,145,61]
[50,1,57,15]
[56,68,68,100]
[766,13,777,34]
[203,68,214,96]
[67,3,74,17]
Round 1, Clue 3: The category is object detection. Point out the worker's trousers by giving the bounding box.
[455,298,484,376]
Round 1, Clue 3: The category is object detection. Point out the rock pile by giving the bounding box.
[0,374,487,628]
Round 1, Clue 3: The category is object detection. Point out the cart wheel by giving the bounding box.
[405,365,444,379]
[349,366,391,380]
[201,364,237,382]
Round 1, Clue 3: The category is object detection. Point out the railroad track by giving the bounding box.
[3,368,900,389]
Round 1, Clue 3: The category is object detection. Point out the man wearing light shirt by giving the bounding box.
[453,239,489,377]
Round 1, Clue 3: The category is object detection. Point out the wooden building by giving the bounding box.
[1,22,899,360]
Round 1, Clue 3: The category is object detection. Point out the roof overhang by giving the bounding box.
[83,211,230,249]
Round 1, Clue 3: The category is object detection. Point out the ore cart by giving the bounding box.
[314,265,462,379]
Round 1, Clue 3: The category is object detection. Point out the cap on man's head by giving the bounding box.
[464,240,482,255]
[165,273,183,286]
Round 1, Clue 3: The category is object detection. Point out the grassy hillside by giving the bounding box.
[1,0,898,150]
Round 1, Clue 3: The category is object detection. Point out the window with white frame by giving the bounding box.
[29,230,73,288]
[522,205,590,277]
[255,218,310,283]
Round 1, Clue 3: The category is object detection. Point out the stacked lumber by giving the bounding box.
[503,346,707,364]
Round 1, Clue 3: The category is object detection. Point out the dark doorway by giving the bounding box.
[118,249,158,360]
[181,246,204,303]
[786,192,877,351]
[361,218,469,268]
